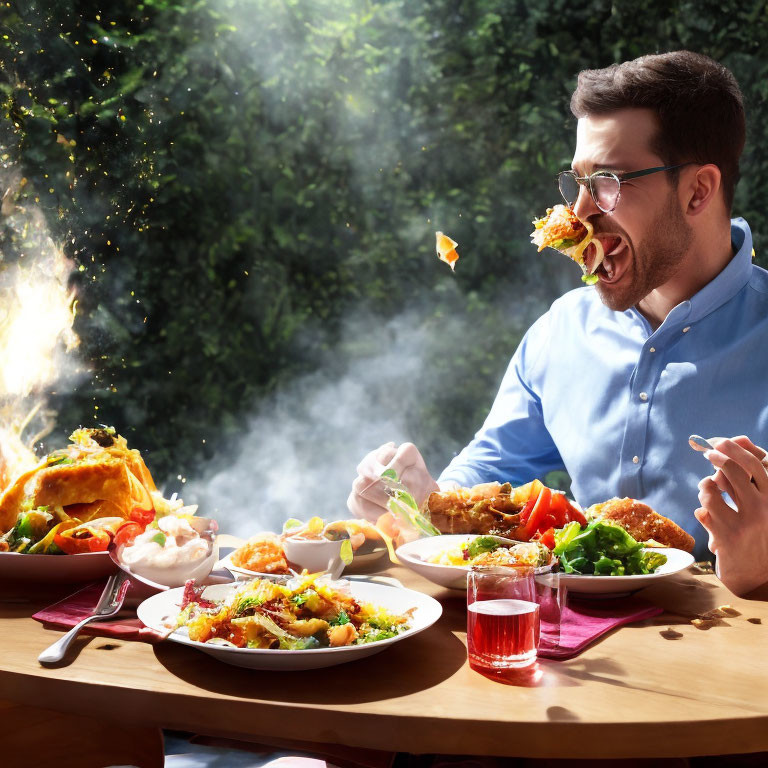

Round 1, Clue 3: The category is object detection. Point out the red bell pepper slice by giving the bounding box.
[538,527,556,550]
[519,486,552,540]
[114,521,144,549]
[54,526,112,554]
[129,505,155,527]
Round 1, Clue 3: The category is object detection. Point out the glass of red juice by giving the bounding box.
[467,566,544,670]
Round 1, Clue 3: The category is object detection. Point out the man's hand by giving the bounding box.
[695,435,768,596]
[347,442,440,523]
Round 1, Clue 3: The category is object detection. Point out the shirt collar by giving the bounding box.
[685,217,753,324]
[627,218,753,332]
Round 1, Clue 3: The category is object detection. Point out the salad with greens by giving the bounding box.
[553,520,668,576]
[175,573,414,650]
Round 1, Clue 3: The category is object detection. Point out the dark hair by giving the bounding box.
[570,51,745,213]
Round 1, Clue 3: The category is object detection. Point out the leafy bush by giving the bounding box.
[2,0,767,487]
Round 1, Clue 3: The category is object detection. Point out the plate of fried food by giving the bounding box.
[397,481,695,594]
[0,427,208,583]
[137,572,442,670]
[223,517,388,580]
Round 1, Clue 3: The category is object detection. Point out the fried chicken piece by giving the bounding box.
[587,497,695,553]
[425,484,523,537]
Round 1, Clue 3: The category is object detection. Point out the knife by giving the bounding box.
[38,569,130,665]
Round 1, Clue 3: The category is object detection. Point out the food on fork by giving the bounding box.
[586,497,695,553]
[530,204,604,283]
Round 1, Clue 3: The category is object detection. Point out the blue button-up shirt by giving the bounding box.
[439,218,768,555]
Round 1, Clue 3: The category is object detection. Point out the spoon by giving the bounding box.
[688,434,716,453]
[689,434,768,469]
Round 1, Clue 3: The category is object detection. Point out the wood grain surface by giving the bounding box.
[1,558,767,762]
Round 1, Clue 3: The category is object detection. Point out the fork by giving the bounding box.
[38,570,130,664]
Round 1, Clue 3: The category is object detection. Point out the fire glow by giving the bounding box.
[0,189,81,487]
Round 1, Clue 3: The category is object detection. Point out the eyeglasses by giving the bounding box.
[557,163,693,213]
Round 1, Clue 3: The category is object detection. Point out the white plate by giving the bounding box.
[137,580,443,670]
[0,550,115,582]
[344,546,388,571]
[221,546,389,580]
[396,535,695,594]
[397,534,485,590]
[219,551,292,580]
[560,547,695,595]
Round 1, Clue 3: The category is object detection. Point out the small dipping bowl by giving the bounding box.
[282,536,345,579]
[112,516,219,598]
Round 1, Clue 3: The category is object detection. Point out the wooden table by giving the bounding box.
[2,562,768,767]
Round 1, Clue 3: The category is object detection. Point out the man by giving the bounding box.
[348,51,768,592]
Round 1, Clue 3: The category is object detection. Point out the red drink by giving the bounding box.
[467,598,540,669]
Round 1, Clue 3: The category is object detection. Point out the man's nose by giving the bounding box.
[572,182,600,220]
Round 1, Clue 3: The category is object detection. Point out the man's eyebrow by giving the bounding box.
[572,163,627,174]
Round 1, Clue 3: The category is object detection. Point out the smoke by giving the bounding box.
[185,284,550,535]
[177,1,573,535]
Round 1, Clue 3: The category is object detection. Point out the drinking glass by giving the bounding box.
[467,565,563,671]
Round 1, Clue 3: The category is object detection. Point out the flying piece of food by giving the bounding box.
[530,204,604,284]
[435,231,459,271]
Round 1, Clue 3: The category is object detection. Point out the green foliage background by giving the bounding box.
[2,0,767,487]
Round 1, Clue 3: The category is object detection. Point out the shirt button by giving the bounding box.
[649,347,656,353]
[639,392,648,401]
[682,326,691,333]
[632,456,640,464]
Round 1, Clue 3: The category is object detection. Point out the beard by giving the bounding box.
[595,191,693,312]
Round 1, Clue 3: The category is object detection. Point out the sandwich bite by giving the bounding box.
[530,204,604,283]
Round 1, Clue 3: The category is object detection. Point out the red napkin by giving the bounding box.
[33,579,165,643]
[538,596,663,660]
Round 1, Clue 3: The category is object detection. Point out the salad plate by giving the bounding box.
[560,547,695,596]
[0,550,115,582]
[396,534,553,591]
[137,579,442,670]
[397,535,695,594]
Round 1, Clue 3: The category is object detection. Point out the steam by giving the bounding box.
[186,290,548,536]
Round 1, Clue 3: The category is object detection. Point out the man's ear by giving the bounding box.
[686,164,721,216]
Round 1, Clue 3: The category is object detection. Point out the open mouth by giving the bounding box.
[591,234,629,284]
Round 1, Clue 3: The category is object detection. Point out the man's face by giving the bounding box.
[571,109,693,311]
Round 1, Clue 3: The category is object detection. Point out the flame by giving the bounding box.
[0,171,81,490]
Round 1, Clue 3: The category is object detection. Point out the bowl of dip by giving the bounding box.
[116,515,218,590]
[282,536,346,579]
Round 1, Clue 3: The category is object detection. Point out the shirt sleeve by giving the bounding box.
[437,311,564,487]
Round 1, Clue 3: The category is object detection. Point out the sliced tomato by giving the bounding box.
[113,521,143,549]
[519,494,537,523]
[511,478,544,506]
[129,505,155,527]
[519,486,552,540]
[538,527,556,550]
[548,492,570,528]
[566,502,587,526]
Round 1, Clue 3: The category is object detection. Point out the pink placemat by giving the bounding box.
[539,597,663,660]
[33,580,164,642]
